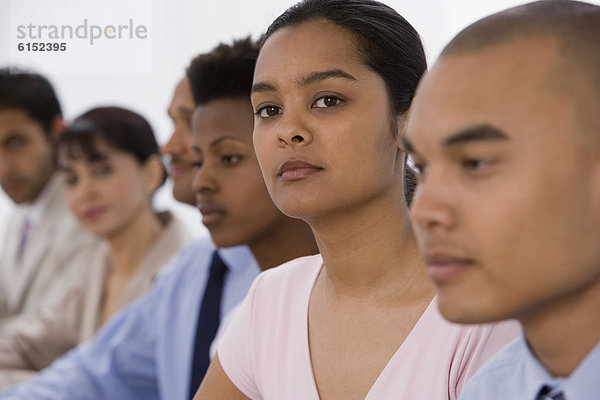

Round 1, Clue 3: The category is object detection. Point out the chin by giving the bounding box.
[6,191,29,204]
[89,222,122,240]
[208,230,244,249]
[88,228,108,239]
[276,201,324,221]
[437,292,510,325]
[273,190,329,220]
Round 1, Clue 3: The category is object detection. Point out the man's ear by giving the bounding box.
[49,115,65,141]
[143,155,166,195]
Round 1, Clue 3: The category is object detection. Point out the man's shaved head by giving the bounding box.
[443,0,600,56]
[442,0,600,133]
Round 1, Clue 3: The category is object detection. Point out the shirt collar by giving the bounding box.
[561,338,600,399]
[512,336,555,400]
[518,335,600,399]
[217,245,258,275]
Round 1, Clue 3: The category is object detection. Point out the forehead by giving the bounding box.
[191,98,253,146]
[255,19,364,83]
[407,36,578,148]
[0,108,43,137]
[169,78,193,110]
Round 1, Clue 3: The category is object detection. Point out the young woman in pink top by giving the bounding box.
[195,1,520,399]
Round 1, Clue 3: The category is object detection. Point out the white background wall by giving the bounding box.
[1,0,598,250]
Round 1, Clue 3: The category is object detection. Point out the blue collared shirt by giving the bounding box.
[459,334,600,400]
[0,237,261,400]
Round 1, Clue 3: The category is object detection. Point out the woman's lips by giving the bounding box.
[277,160,323,181]
[197,203,226,225]
[81,206,107,222]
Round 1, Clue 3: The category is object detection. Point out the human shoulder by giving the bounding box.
[238,254,322,315]
[153,236,215,282]
[217,254,322,393]
[256,253,322,287]
[470,335,526,375]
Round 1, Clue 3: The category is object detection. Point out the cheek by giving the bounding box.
[241,168,272,206]
[253,135,274,178]
[338,115,397,166]
[251,131,277,177]
[64,190,79,214]
[225,163,272,208]
[470,177,579,292]
[111,173,147,207]
[29,145,52,174]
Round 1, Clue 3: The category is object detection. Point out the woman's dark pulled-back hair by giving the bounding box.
[58,106,165,185]
[263,0,427,116]
[263,0,424,205]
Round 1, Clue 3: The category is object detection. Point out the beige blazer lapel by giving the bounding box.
[0,206,29,313]
[5,178,63,313]
[118,211,192,307]
[0,175,101,325]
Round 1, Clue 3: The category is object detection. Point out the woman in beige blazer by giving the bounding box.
[0,107,192,388]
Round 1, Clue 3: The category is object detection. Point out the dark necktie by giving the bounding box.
[537,385,566,400]
[188,251,229,399]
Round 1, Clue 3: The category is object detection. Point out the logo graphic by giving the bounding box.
[9,0,151,74]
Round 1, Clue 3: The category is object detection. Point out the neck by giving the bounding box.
[307,187,433,301]
[27,174,56,206]
[521,279,600,377]
[248,217,318,270]
[106,205,164,275]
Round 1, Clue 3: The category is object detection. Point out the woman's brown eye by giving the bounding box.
[314,96,342,108]
[266,106,279,116]
[258,106,281,118]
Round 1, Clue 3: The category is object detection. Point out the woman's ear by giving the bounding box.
[142,155,166,195]
[396,108,411,152]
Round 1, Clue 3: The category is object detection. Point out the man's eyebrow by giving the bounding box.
[401,124,507,155]
[250,69,357,96]
[444,124,509,147]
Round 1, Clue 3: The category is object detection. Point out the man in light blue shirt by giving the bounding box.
[404,1,600,399]
[0,37,317,400]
